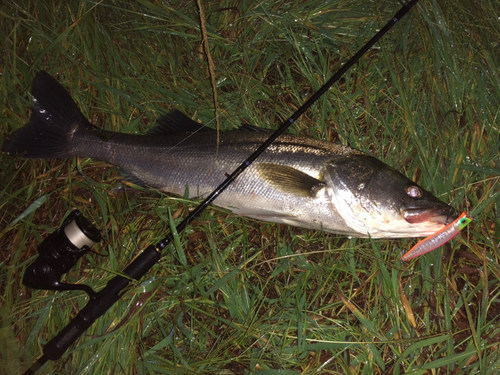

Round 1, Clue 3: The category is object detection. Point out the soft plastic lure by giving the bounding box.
[402,212,472,261]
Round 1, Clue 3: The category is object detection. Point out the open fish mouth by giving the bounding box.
[403,206,456,225]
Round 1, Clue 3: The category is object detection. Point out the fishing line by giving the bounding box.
[22,0,421,373]
[140,0,371,158]
[156,0,422,249]
[142,65,283,160]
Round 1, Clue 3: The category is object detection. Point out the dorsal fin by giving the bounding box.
[237,123,273,132]
[147,110,273,135]
[147,110,208,135]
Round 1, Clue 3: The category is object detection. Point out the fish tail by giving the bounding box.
[2,71,95,159]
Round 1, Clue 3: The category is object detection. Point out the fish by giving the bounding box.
[2,71,455,238]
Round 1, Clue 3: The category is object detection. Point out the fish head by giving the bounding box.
[324,154,455,238]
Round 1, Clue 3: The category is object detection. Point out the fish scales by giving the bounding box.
[74,129,362,234]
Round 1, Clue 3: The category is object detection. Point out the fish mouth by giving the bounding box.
[403,206,456,225]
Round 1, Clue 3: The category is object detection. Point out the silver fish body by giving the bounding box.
[2,71,454,238]
[78,129,364,235]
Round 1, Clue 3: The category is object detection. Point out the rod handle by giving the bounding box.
[42,245,161,360]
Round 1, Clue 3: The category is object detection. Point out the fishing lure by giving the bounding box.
[402,212,472,261]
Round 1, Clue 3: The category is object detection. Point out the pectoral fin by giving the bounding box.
[256,163,325,197]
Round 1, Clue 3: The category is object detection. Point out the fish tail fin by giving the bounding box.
[2,71,94,159]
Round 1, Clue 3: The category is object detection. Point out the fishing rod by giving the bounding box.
[22,0,420,373]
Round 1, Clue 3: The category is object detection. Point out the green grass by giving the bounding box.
[1,0,500,374]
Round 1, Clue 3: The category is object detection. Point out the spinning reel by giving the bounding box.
[22,210,160,374]
[23,210,102,299]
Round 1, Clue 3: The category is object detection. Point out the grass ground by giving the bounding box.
[1,0,499,374]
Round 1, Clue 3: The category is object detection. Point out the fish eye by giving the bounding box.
[405,185,422,198]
